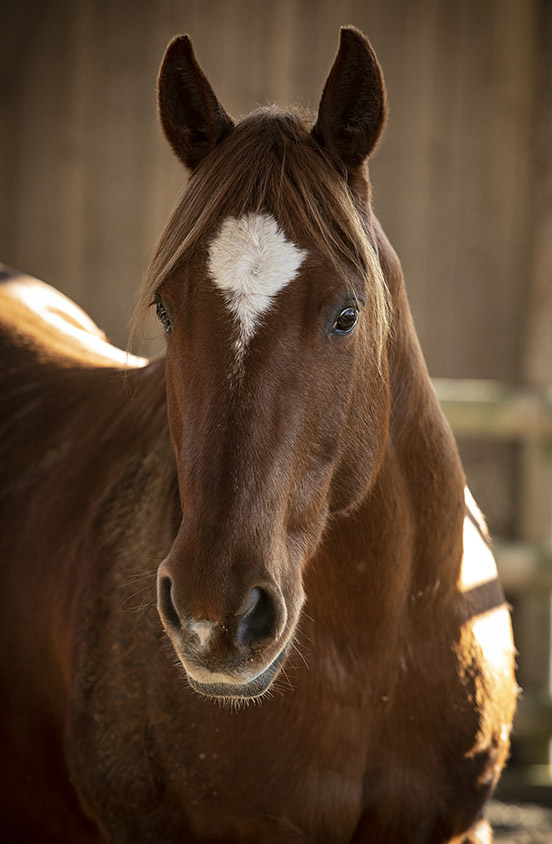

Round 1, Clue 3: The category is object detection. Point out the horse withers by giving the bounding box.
[0,27,516,843]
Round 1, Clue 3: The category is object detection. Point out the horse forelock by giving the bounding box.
[132,107,391,369]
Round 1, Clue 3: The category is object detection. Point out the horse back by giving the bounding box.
[0,265,146,369]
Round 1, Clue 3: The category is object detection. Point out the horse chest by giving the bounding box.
[68,590,492,844]
[69,658,372,842]
[71,691,486,844]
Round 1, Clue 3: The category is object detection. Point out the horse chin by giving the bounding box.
[185,648,287,702]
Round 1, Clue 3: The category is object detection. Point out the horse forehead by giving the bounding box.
[207,212,308,345]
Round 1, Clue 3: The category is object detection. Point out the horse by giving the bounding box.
[0,27,517,843]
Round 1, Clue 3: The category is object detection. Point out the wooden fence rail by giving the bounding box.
[435,378,552,442]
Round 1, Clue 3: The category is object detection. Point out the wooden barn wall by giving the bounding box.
[0,0,549,537]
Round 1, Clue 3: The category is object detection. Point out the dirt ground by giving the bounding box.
[489,801,552,843]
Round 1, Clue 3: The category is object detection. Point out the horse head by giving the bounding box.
[150,29,391,699]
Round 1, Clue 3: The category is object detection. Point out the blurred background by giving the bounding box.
[1,0,551,815]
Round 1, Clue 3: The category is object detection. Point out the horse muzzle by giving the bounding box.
[156,564,294,700]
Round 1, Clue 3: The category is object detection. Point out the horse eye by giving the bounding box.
[333,306,359,335]
[154,294,172,333]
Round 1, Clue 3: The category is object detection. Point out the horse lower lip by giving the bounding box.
[186,648,287,700]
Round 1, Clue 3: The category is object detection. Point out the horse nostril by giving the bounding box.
[158,575,182,632]
[237,587,277,647]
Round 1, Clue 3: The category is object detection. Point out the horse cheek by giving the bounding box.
[328,376,390,516]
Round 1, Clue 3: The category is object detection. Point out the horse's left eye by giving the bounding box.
[333,306,359,335]
[154,294,172,333]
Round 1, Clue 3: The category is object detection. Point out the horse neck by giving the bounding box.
[383,223,465,584]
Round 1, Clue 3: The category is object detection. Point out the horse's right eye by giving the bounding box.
[154,294,172,333]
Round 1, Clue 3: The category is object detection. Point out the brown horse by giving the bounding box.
[0,28,517,843]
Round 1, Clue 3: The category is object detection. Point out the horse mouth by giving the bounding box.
[184,647,287,701]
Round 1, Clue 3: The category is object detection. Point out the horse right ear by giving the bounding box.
[311,28,386,179]
[158,35,235,172]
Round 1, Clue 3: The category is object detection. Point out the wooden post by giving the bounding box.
[518,0,552,780]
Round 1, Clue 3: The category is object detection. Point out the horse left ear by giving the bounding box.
[311,28,386,179]
[158,35,235,171]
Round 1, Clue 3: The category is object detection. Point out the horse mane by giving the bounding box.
[133,107,391,368]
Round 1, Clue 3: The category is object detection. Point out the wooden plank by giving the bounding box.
[435,378,552,440]
[495,541,552,591]
[520,0,552,547]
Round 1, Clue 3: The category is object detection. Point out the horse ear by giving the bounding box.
[311,28,386,177]
[158,35,235,171]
